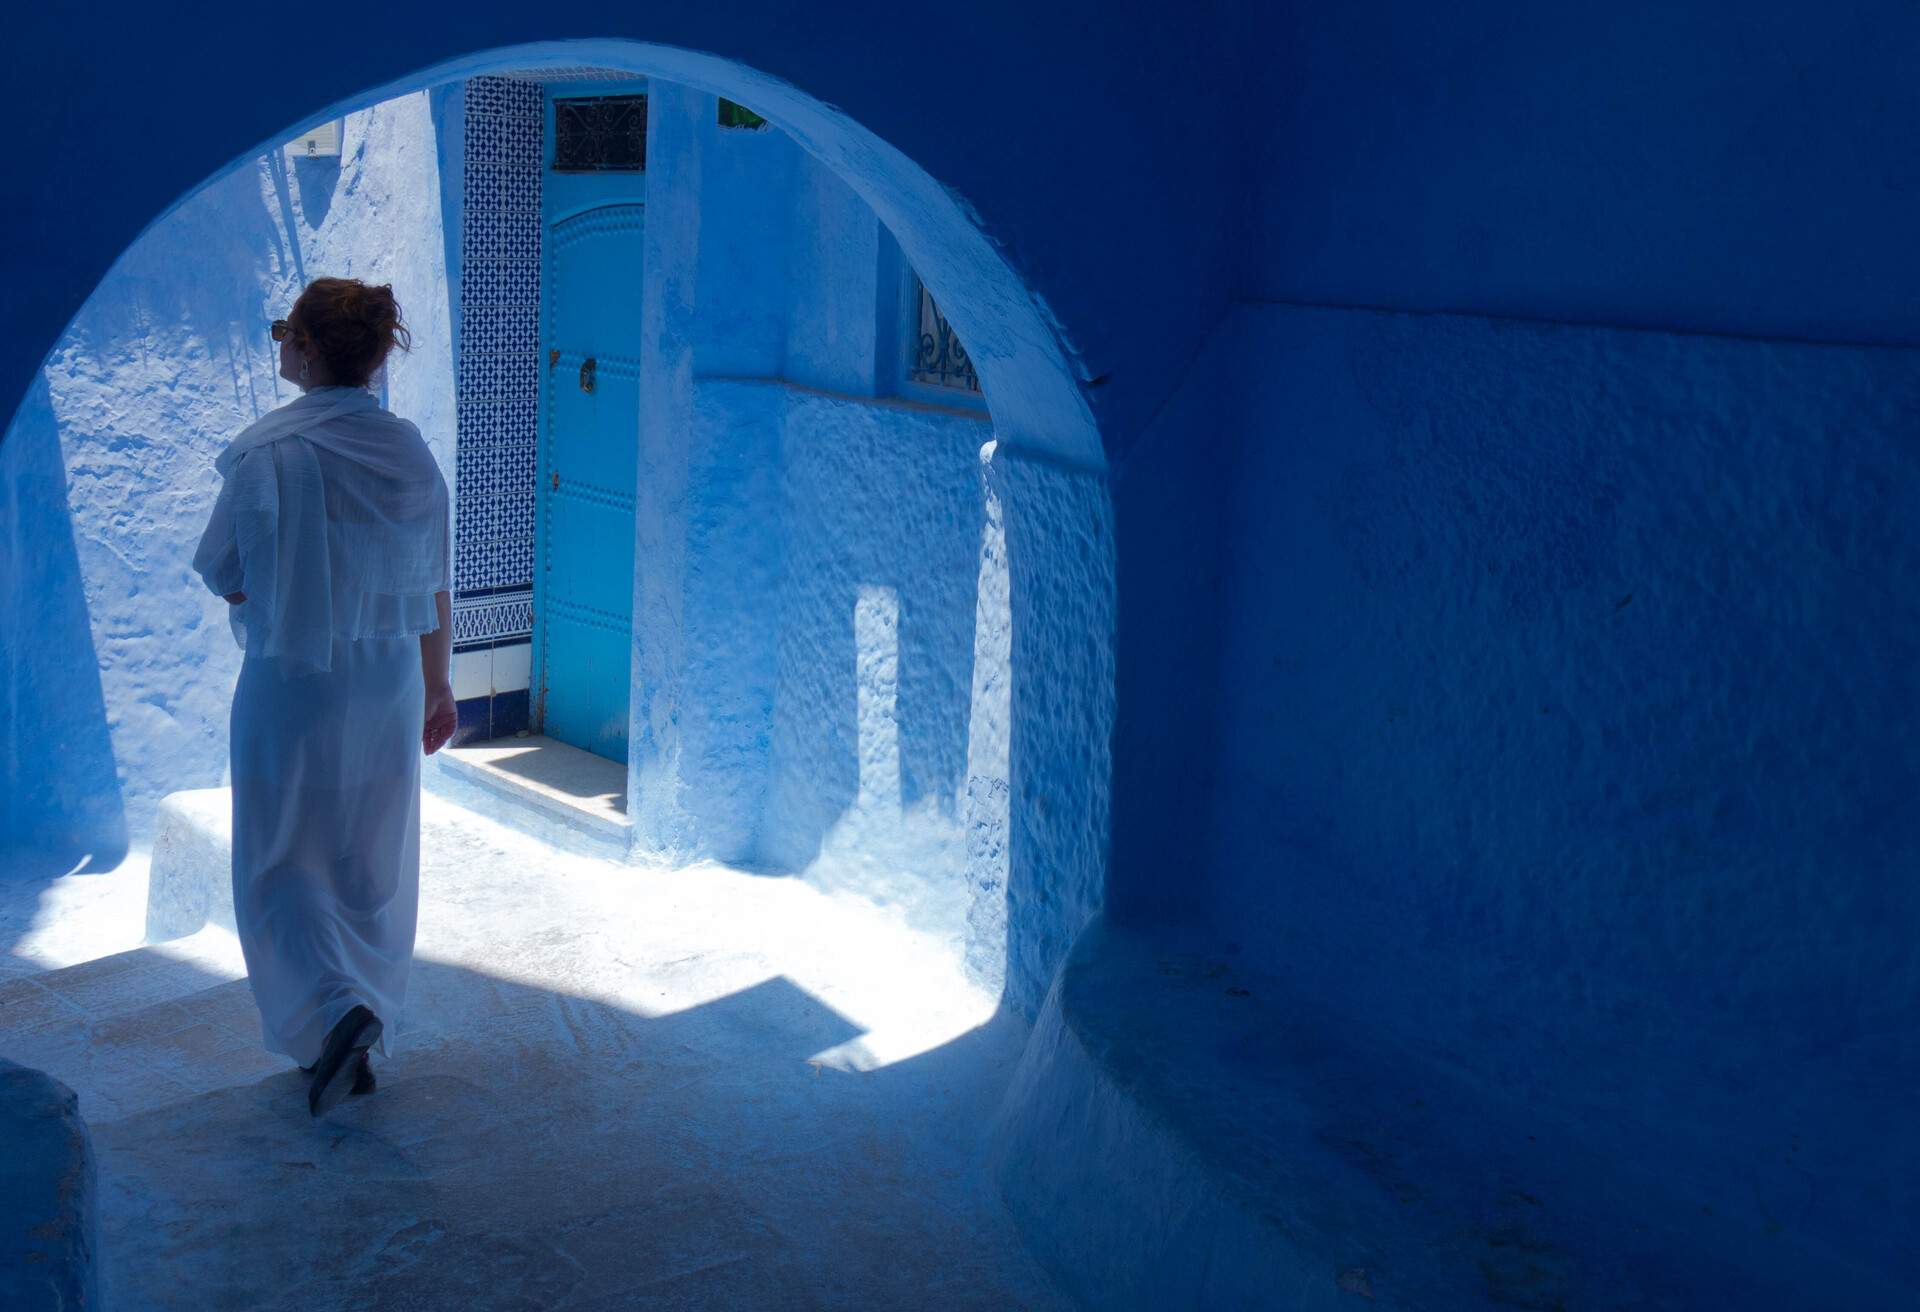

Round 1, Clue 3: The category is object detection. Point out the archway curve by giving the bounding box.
[124,38,1105,474]
[16,42,1117,1016]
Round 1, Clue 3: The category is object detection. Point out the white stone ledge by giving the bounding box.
[146,788,236,943]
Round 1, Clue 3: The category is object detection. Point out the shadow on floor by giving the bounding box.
[1,944,1061,1312]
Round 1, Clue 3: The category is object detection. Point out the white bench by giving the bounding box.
[145,789,236,943]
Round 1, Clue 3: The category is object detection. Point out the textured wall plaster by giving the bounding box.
[690,117,796,379]
[653,375,1111,1011]
[0,379,127,876]
[783,156,885,397]
[1204,301,1920,1285]
[625,86,1113,1006]
[760,387,993,956]
[5,92,454,854]
[1244,2,1920,347]
[991,450,1115,1015]
[1104,334,1237,924]
[627,82,704,859]
[678,381,784,861]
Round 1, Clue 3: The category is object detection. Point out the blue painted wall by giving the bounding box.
[1103,4,1920,1295]
[1243,0,1920,347]
[0,91,456,873]
[629,87,1111,1008]
[1181,303,1920,1286]
[757,387,988,881]
[0,379,127,883]
[1104,338,1236,927]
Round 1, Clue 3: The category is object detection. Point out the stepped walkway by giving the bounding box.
[0,794,1066,1311]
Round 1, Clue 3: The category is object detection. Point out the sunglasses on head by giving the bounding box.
[270,318,294,342]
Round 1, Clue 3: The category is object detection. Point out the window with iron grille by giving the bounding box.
[553,95,647,172]
[908,274,980,394]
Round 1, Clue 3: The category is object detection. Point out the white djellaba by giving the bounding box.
[193,383,451,1068]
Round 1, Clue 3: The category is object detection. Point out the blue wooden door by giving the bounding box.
[535,201,645,762]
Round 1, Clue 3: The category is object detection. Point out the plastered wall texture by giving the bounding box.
[665,379,1111,1011]
[5,92,455,856]
[1,379,126,868]
[759,386,993,957]
[676,380,784,861]
[991,451,1114,1015]
[1203,301,1920,1289]
[1103,333,1236,926]
[621,87,1112,1007]
[1244,3,1920,348]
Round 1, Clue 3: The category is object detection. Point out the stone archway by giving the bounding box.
[9,41,1114,1017]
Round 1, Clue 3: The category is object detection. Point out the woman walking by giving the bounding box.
[193,277,457,1117]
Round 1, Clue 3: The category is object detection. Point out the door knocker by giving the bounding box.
[579,356,596,394]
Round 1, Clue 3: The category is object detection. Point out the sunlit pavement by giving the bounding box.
[0,795,1067,1310]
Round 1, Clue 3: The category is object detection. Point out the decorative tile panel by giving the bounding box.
[453,75,544,660]
[453,591,534,645]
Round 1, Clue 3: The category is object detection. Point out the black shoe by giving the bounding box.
[303,1056,373,1092]
[308,1005,383,1118]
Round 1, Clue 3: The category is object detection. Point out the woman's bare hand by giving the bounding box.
[224,591,247,604]
[422,683,457,756]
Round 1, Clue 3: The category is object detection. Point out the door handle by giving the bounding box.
[579,356,596,394]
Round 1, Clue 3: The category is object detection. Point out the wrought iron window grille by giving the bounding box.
[909,276,980,394]
[553,95,647,172]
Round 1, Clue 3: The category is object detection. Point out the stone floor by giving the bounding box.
[0,798,1068,1311]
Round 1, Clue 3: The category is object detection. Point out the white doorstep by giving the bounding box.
[429,735,630,857]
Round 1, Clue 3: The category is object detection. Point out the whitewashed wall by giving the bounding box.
[38,90,457,842]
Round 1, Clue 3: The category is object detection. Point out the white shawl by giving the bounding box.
[193,385,452,675]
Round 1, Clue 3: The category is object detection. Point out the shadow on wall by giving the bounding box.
[642,377,1110,1017]
[0,375,128,891]
[667,380,1113,1015]
[755,391,995,915]
[4,945,1059,1308]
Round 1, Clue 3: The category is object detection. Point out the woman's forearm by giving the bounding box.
[421,590,452,691]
